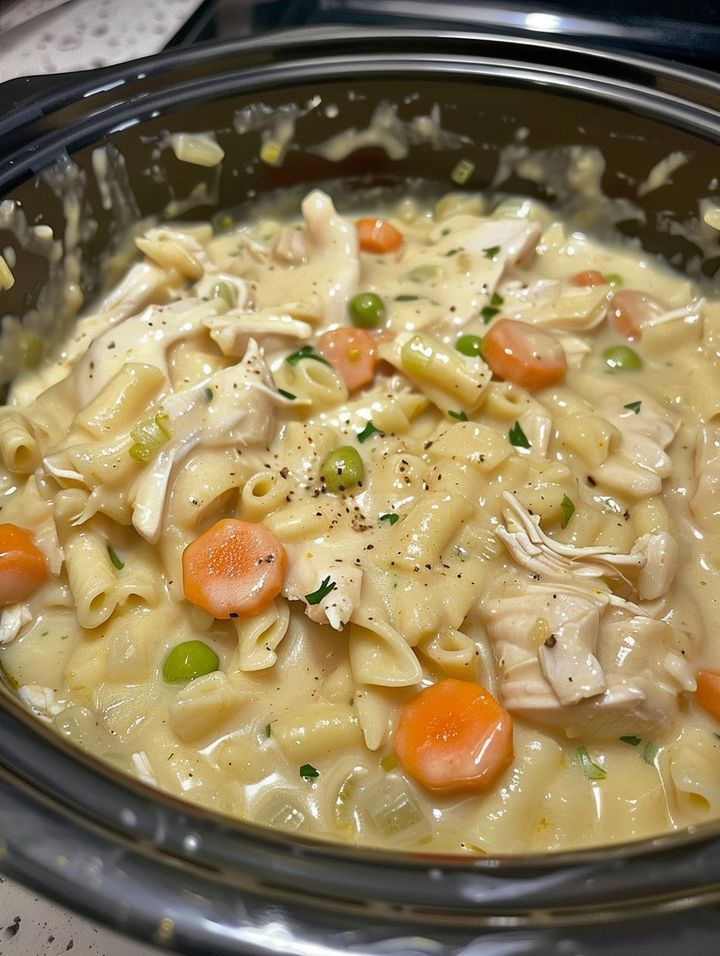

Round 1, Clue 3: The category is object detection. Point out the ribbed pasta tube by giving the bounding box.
[74,362,166,438]
[0,408,40,473]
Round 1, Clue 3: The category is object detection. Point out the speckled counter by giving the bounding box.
[1,872,161,954]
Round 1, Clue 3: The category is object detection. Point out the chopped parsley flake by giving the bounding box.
[445,248,460,257]
[305,576,336,606]
[575,746,607,780]
[483,245,501,260]
[508,420,530,449]
[619,735,642,747]
[395,294,420,302]
[264,723,272,738]
[300,763,319,779]
[278,388,296,400]
[624,401,642,414]
[560,494,575,529]
[481,305,500,323]
[448,410,469,421]
[490,292,504,307]
[107,545,124,570]
[357,421,382,443]
[380,513,399,526]
[286,345,330,367]
[204,387,214,402]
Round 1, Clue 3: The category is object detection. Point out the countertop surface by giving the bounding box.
[1,874,161,955]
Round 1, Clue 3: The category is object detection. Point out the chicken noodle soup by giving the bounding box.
[1,188,720,853]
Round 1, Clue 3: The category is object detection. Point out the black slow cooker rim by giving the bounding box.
[1,26,720,952]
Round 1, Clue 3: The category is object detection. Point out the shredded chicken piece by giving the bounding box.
[0,604,32,645]
[282,545,362,631]
[131,340,280,543]
[18,683,65,723]
[485,583,686,737]
[300,190,360,324]
[206,305,312,356]
[75,297,225,404]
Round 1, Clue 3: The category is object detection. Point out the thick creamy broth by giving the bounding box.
[1,188,720,854]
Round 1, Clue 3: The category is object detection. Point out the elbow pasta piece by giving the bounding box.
[378,332,491,413]
[273,701,362,762]
[419,628,476,680]
[73,362,166,438]
[0,408,41,473]
[348,617,423,687]
[240,470,291,521]
[665,727,720,824]
[555,413,620,468]
[169,672,247,743]
[274,358,348,410]
[64,529,124,629]
[234,599,291,671]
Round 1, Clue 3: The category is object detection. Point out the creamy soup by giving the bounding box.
[1,188,720,854]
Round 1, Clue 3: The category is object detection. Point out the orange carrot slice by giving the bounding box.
[571,270,606,287]
[482,318,567,390]
[608,289,665,341]
[394,678,514,793]
[317,327,381,392]
[0,523,47,606]
[695,670,720,721]
[356,217,403,254]
[183,518,287,619]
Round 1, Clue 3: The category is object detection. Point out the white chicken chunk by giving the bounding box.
[282,544,362,631]
[485,582,690,737]
[0,604,32,645]
[487,494,683,737]
[131,340,280,543]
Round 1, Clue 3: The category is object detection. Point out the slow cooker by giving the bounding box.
[1,28,720,955]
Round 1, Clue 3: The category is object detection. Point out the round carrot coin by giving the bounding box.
[394,678,514,793]
[0,523,47,606]
[183,518,287,619]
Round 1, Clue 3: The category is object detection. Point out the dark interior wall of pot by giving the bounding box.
[1,71,719,347]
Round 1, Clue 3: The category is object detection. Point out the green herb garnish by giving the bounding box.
[286,345,330,367]
[508,420,530,449]
[300,763,319,779]
[278,388,296,400]
[305,576,336,606]
[107,545,124,571]
[490,292,504,307]
[357,421,382,443]
[448,410,469,421]
[395,294,420,302]
[204,387,214,402]
[624,401,642,414]
[264,723,272,738]
[575,746,607,780]
[620,735,641,747]
[379,513,399,526]
[483,245,501,260]
[560,495,575,529]
[481,305,500,323]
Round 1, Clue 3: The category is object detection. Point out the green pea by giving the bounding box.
[320,445,364,492]
[349,292,385,329]
[211,281,237,307]
[163,640,219,683]
[603,345,642,373]
[455,334,483,357]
